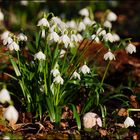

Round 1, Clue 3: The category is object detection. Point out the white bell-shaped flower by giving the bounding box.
[60,49,66,58]
[104,51,115,61]
[103,20,112,28]
[125,43,136,54]
[34,51,46,60]
[0,9,4,21]
[17,33,27,41]
[96,28,106,36]
[3,105,19,124]
[83,17,92,25]
[79,8,89,17]
[3,36,13,46]
[106,11,117,22]
[66,20,77,29]
[7,42,19,51]
[71,71,81,80]
[79,64,90,75]
[20,0,28,6]
[77,34,83,42]
[51,69,60,77]
[51,17,67,31]
[37,18,49,27]
[78,21,86,31]
[0,88,11,104]
[103,33,114,42]
[124,116,135,128]
[53,75,64,85]
[60,34,71,47]
[83,112,102,129]
[41,29,46,38]
[48,31,60,43]
[91,34,100,43]
[71,34,78,42]
[112,33,120,42]
[1,31,10,40]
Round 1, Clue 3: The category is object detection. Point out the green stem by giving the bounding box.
[17,51,21,71]
[100,60,111,87]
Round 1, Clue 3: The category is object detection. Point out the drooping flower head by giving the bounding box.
[124,116,135,128]
[125,43,136,54]
[79,64,90,75]
[71,71,81,80]
[37,17,50,27]
[0,88,11,104]
[104,50,115,61]
[106,11,117,22]
[53,75,64,85]
[3,105,19,125]
[79,8,89,17]
[34,51,46,60]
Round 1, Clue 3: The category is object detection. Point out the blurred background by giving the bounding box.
[0,0,140,42]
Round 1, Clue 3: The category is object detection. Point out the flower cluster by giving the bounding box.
[0,87,19,125]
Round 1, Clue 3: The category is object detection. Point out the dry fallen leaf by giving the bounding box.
[118,108,127,117]
[99,128,108,136]
[115,123,125,128]
[130,95,139,108]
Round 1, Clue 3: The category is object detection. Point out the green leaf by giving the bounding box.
[70,104,81,130]
[10,58,21,76]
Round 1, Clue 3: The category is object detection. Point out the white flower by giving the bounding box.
[77,34,83,42]
[79,64,90,75]
[91,34,100,43]
[60,34,71,47]
[78,21,86,31]
[104,51,115,61]
[2,136,10,140]
[41,29,46,38]
[3,36,13,46]
[103,20,112,28]
[71,34,78,42]
[0,9,4,21]
[96,28,106,36]
[66,20,77,29]
[3,105,19,124]
[1,31,10,40]
[48,31,60,43]
[20,0,28,6]
[34,51,46,60]
[51,17,67,31]
[103,33,114,42]
[112,33,120,42]
[60,49,66,58]
[79,8,89,17]
[0,88,11,104]
[125,43,136,54]
[83,112,102,129]
[53,75,64,85]
[71,71,81,80]
[83,17,92,25]
[7,42,19,51]
[124,116,135,128]
[37,18,49,27]
[51,69,60,77]
[106,11,117,22]
[17,33,27,41]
